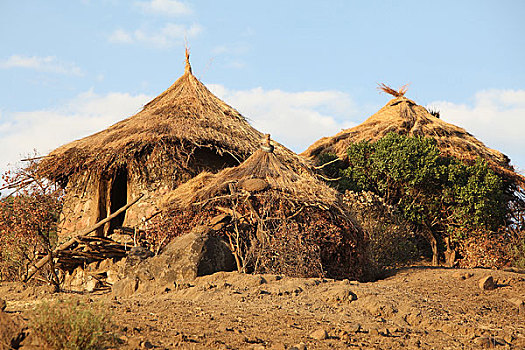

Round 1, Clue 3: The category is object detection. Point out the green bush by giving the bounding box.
[30,300,114,350]
[319,133,513,264]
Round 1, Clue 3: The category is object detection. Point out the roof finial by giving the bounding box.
[377,83,409,97]
[261,134,274,153]
[184,46,192,74]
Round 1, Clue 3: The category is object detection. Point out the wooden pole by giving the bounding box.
[24,193,144,282]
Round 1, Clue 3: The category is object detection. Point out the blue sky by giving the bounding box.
[1,0,524,180]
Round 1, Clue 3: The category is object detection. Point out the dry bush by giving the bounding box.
[30,300,115,350]
[149,192,369,281]
[343,191,419,271]
[0,161,63,283]
[458,229,525,269]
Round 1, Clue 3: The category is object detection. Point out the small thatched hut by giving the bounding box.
[38,51,304,239]
[151,136,369,281]
[302,85,519,181]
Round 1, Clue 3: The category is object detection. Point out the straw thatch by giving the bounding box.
[37,50,310,239]
[151,139,369,280]
[38,50,304,185]
[302,87,522,184]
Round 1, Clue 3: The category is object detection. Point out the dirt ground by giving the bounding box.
[1,266,524,349]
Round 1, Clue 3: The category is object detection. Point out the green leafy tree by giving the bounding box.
[326,133,509,265]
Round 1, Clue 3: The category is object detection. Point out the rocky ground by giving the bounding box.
[1,266,524,349]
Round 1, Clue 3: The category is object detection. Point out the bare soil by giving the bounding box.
[1,266,524,349]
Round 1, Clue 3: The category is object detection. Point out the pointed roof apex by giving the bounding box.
[184,47,192,74]
[261,134,274,153]
[378,83,409,98]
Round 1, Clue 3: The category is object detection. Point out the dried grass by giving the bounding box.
[38,56,306,184]
[377,83,408,97]
[302,93,524,187]
[153,148,370,280]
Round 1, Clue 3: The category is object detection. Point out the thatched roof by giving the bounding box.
[154,140,369,280]
[38,51,306,183]
[302,88,516,177]
[164,147,344,211]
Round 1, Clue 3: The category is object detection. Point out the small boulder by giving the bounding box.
[112,226,235,296]
[112,277,139,298]
[310,328,328,340]
[479,276,495,290]
[508,298,525,315]
[289,343,307,350]
[85,276,101,292]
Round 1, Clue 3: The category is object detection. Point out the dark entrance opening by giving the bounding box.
[108,167,128,233]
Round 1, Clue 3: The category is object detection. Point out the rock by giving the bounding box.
[106,270,120,285]
[357,295,397,317]
[67,266,86,291]
[369,328,380,336]
[323,286,357,303]
[479,276,495,290]
[239,178,268,192]
[113,226,235,295]
[125,246,155,271]
[141,340,154,349]
[0,299,5,311]
[85,276,100,292]
[456,271,474,280]
[289,342,307,350]
[97,258,114,272]
[508,298,525,315]
[112,277,139,297]
[310,328,328,340]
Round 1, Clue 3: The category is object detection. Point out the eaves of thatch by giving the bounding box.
[302,88,523,186]
[38,52,307,184]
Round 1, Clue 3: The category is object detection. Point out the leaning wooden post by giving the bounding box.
[24,193,145,282]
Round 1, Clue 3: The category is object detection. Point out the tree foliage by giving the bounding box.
[0,162,63,282]
[319,133,512,262]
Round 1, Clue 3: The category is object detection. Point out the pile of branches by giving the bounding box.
[147,183,368,281]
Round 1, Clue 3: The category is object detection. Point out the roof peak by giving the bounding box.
[184,47,192,74]
[378,83,409,98]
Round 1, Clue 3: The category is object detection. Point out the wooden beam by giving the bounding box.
[24,193,144,282]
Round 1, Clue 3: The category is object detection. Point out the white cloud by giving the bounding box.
[0,90,152,179]
[208,85,358,152]
[108,29,133,44]
[108,23,202,47]
[135,0,191,16]
[429,89,525,172]
[0,55,84,76]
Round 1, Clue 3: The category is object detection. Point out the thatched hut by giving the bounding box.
[302,85,520,182]
[151,136,369,281]
[38,51,304,239]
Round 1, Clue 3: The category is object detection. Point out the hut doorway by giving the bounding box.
[108,167,128,234]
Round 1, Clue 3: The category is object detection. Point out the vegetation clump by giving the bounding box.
[0,162,63,284]
[317,133,524,266]
[30,300,114,350]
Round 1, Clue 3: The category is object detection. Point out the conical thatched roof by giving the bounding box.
[38,51,305,184]
[153,138,369,280]
[165,145,344,210]
[302,88,517,178]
